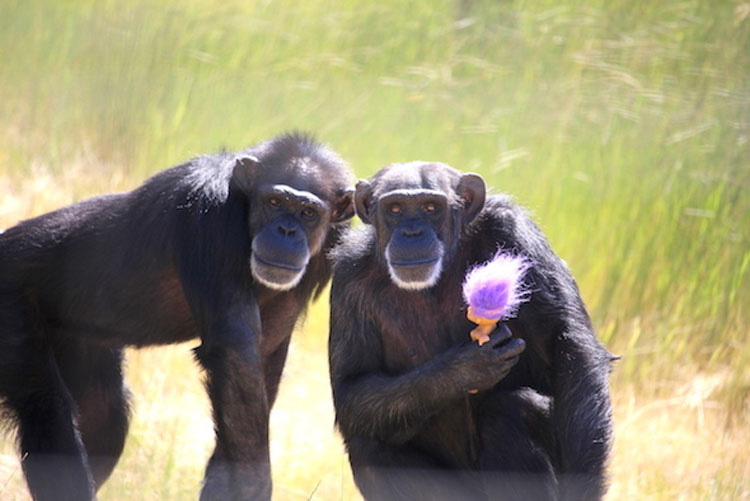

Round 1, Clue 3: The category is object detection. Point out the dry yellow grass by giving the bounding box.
[610,380,750,500]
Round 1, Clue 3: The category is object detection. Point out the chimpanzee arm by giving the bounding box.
[520,272,613,500]
[191,298,271,501]
[329,276,524,446]
[551,322,613,500]
[176,204,273,501]
[491,199,613,500]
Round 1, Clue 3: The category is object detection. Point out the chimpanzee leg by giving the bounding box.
[0,296,95,501]
[477,388,557,501]
[263,336,291,408]
[195,342,271,501]
[347,436,486,501]
[53,338,131,489]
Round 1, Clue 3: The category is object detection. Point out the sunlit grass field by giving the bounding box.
[1,0,748,499]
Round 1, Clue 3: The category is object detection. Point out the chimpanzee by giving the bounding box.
[0,133,355,501]
[328,161,614,501]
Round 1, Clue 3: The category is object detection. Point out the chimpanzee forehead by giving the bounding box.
[372,161,460,196]
[263,156,345,199]
[378,189,448,205]
[258,184,327,210]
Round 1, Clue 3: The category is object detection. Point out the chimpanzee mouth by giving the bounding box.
[387,258,443,290]
[253,254,305,272]
[251,254,308,291]
[389,257,440,267]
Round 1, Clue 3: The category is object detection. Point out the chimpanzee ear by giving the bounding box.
[456,173,486,224]
[232,155,262,194]
[331,188,355,223]
[354,179,375,225]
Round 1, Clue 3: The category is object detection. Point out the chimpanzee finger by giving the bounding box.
[494,355,521,375]
[491,337,526,358]
[483,323,513,349]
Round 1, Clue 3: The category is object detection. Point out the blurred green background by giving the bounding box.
[0,0,748,499]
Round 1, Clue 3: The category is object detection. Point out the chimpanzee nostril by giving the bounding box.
[278,224,297,237]
[402,227,423,238]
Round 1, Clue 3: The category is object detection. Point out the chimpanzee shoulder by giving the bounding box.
[126,153,236,214]
[465,193,569,274]
[329,225,377,278]
[461,193,594,336]
[328,225,391,320]
[463,194,528,246]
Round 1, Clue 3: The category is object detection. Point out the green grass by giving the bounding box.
[1,0,749,499]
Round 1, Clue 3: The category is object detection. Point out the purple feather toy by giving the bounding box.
[462,251,530,345]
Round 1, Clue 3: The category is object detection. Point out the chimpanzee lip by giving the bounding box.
[254,254,305,272]
[390,257,440,267]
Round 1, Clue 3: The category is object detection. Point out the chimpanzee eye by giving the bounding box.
[301,208,318,220]
[424,202,437,213]
[389,204,402,214]
[268,197,281,207]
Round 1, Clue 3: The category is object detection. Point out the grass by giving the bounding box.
[1,0,749,498]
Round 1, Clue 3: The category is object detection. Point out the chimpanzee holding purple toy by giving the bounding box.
[329,161,614,501]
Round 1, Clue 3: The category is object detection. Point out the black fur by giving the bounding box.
[329,162,613,501]
[0,132,354,501]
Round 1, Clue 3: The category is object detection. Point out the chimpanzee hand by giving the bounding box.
[447,324,526,394]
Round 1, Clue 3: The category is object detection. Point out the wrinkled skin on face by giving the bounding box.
[354,161,485,290]
[233,149,355,291]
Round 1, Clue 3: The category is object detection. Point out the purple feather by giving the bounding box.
[462,251,531,321]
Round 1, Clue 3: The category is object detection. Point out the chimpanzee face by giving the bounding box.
[375,188,449,289]
[233,151,354,291]
[354,162,486,290]
[250,183,330,290]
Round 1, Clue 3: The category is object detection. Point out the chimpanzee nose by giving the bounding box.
[401,225,423,238]
[277,222,297,237]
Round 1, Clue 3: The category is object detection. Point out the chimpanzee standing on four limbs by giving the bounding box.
[0,133,355,501]
[329,161,614,500]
